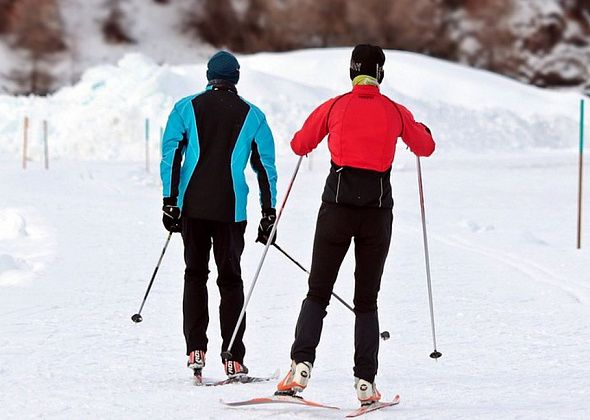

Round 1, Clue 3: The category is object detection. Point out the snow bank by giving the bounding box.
[0,208,29,287]
[0,209,28,240]
[0,49,586,161]
[0,206,53,287]
[0,254,29,286]
[0,254,21,271]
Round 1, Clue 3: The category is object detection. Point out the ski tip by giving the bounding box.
[345,396,401,418]
[220,398,246,407]
[220,398,239,407]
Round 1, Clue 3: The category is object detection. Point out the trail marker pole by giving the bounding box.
[577,99,585,249]
[145,118,150,173]
[43,120,49,170]
[22,117,29,170]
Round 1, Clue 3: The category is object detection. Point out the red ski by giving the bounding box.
[221,394,340,410]
[346,395,401,417]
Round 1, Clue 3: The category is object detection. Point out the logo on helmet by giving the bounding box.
[350,61,362,71]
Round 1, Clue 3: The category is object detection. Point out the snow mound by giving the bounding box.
[0,254,21,271]
[0,254,29,286]
[0,209,28,240]
[0,49,586,161]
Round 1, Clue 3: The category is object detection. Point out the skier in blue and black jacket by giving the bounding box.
[160,51,278,382]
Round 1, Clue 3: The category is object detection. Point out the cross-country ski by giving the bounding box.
[195,370,279,386]
[346,395,401,418]
[221,394,340,410]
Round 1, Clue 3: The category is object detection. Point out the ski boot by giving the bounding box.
[224,360,249,381]
[355,377,382,406]
[275,360,312,396]
[187,350,206,383]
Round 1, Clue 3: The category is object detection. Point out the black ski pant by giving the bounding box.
[290,202,393,383]
[181,217,247,363]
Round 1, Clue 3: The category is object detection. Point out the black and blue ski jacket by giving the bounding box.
[160,81,277,223]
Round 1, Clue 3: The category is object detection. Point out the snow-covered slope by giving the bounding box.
[1,49,589,419]
[0,49,586,162]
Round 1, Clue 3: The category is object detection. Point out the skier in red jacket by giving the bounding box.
[276,44,435,405]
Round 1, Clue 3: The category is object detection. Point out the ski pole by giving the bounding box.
[273,242,353,312]
[131,232,173,323]
[416,156,442,359]
[221,157,304,360]
[272,242,391,341]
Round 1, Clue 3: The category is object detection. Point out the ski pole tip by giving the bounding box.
[131,313,143,323]
[430,350,442,359]
[380,331,391,340]
[221,351,233,361]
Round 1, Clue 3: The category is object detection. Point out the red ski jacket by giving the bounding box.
[291,85,435,208]
[291,85,435,171]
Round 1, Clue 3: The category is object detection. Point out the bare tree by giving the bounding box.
[186,0,242,49]
[9,0,66,94]
[102,0,135,44]
[0,0,17,33]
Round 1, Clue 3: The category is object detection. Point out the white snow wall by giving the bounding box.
[0,49,586,162]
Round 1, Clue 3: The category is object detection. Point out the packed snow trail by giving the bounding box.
[1,48,589,419]
[1,149,589,419]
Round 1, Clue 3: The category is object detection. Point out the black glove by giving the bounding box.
[256,208,277,245]
[162,204,182,233]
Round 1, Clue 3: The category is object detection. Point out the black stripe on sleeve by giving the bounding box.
[250,141,272,210]
[169,135,186,201]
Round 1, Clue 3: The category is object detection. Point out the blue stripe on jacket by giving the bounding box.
[160,94,199,202]
[231,102,278,220]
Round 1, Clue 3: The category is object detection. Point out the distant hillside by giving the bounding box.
[0,0,588,95]
[0,0,211,95]
[193,0,590,94]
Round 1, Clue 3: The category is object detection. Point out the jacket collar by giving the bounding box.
[352,84,380,94]
[206,79,238,94]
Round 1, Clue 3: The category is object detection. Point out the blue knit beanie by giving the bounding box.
[206,51,240,84]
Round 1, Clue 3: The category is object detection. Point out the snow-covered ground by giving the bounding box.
[1,49,589,419]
